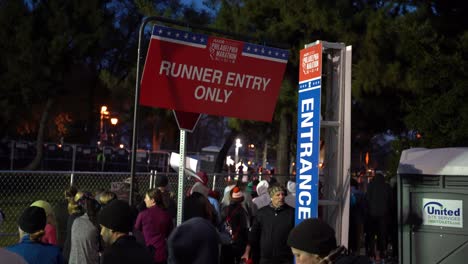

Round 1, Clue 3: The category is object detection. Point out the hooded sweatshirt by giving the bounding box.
[285,181,296,208]
[252,181,270,210]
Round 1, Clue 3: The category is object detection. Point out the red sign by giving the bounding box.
[299,43,322,82]
[173,110,200,132]
[140,25,289,122]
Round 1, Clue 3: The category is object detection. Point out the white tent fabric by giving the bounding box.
[398,148,468,176]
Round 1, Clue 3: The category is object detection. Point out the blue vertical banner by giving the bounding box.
[295,42,322,225]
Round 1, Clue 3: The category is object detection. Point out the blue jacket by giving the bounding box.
[6,235,64,264]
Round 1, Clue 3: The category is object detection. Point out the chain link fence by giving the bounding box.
[0,170,248,246]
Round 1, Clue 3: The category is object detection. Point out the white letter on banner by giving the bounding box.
[301,98,314,112]
[301,112,314,128]
[298,207,311,219]
[202,68,213,83]
[262,78,271,91]
[252,77,262,90]
[300,143,313,157]
[159,60,171,75]
[299,158,312,174]
[299,174,312,190]
[224,90,233,103]
[212,70,223,84]
[225,72,235,86]
[194,86,205,100]
[299,191,312,205]
[301,127,314,143]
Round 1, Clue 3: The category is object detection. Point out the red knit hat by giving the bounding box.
[230,186,244,202]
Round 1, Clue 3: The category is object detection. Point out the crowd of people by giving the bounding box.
[0,172,377,264]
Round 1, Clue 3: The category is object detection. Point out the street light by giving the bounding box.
[110,117,118,126]
[110,117,119,146]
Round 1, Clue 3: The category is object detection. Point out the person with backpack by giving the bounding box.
[220,186,250,264]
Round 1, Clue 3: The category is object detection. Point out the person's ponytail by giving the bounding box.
[29,229,45,242]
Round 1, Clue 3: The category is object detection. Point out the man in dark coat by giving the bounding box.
[98,200,153,264]
[242,184,295,264]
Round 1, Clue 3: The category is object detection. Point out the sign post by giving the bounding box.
[295,41,322,225]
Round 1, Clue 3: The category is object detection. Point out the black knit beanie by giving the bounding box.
[18,206,46,234]
[155,175,169,188]
[287,218,337,257]
[98,199,133,233]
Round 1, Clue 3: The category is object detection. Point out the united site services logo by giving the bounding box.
[424,201,461,216]
[422,198,463,228]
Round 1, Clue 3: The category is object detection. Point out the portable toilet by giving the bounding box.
[397,148,468,263]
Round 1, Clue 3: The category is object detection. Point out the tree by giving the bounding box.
[0,0,128,169]
[212,0,381,181]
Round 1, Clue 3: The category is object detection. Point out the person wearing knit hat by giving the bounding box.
[287,218,369,264]
[220,186,250,263]
[98,200,153,264]
[287,218,337,264]
[241,183,295,264]
[6,206,64,264]
[155,174,169,187]
[230,186,245,203]
[168,217,219,264]
[31,200,58,245]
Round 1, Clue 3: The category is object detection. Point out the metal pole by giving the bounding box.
[10,141,14,170]
[177,130,186,226]
[70,144,77,186]
[212,174,217,191]
[149,170,154,189]
[101,147,105,172]
[130,17,154,206]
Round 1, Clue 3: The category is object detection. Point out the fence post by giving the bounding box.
[70,144,77,186]
[212,174,216,191]
[150,170,158,189]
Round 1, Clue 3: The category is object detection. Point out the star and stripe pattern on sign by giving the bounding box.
[151,25,207,48]
[298,77,321,93]
[242,43,289,63]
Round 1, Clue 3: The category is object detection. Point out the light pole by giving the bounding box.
[235,138,242,167]
[100,106,109,141]
[110,117,118,146]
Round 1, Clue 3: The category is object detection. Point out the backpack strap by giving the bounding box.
[225,204,243,240]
